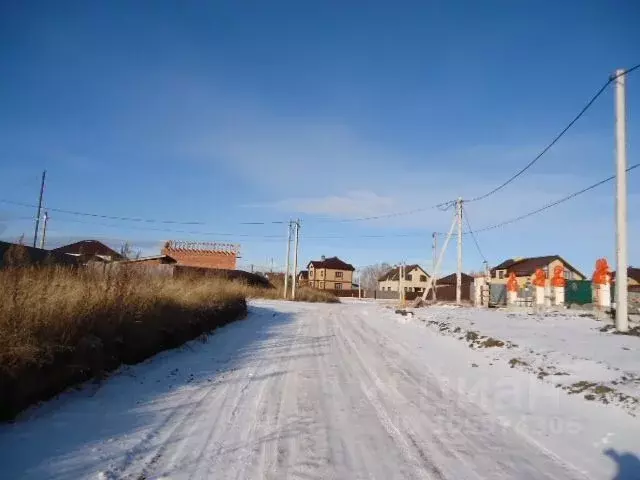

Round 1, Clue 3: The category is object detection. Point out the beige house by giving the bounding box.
[378,265,430,293]
[308,256,355,290]
[490,255,586,287]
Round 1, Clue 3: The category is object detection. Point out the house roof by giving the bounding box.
[437,272,474,285]
[120,254,177,264]
[307,256,355,271]
[491,255,584,278]
[298,270,309,279]
[52,240,124,260]
[611,267,640,283]
[0,241,79,267]
[378,264,428,282]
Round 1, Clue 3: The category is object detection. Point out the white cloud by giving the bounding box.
[263,191,397,218]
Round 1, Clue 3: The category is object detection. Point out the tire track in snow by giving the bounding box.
[349,307,591,480]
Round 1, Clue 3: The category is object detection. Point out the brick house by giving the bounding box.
[377,265,430,293]
[161,241,239,270]
[307,256,355,291]
[490,255,585,287]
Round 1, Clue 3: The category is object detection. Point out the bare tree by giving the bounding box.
[359,262,392,291]
[119,242,141,260]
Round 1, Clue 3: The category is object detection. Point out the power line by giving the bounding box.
[472,163,639,233]
[0,199,286,226]
[308,199,457,224]
[0,213,287,239]
[465,63,640,203]
[462,205,487,263]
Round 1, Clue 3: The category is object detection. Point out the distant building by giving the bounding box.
[52,240,124,263]
[611,267,640,286]
[161,241,239,270]
[0,240,78,268]
[307,256,355,291]
[119,254,178,266]
[490,255,586,286]
[298,270,309,286]
[377,265,430,293]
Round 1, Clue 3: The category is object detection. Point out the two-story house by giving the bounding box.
[307,256,355,290]
[490,255,586,287]
[377,265,430,293]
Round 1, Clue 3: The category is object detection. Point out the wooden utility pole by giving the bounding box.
[614,68,629,332]
[33,170,46,248]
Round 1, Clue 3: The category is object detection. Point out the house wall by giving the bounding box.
[492,258,585,286]
[308,267,353,290]
[378,267,429,292]
[161,247,237,270]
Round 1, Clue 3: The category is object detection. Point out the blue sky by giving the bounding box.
[0,1,639,275]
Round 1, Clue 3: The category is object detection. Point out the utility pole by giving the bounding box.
[33,170,46,248]
[40,211,49,249]
[284,221,292,299]
[614,68,629,332]
[432,232,438,301]
[292,219,300,299]
[456,197,463,305]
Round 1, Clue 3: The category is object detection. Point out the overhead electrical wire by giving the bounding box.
[461,205,487,263]
[0,199,286,226]
[470,163,639,233]
[464,63,640,203]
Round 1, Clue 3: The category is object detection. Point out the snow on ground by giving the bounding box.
[0,300,639,479]
[410,305,640,415]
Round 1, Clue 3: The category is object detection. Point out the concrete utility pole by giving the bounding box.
[40,211,49,249]
[284,221,292,299]
[291,220,300,299]
[456,197,463,305]
[614,68,629,332]
[33,170,46,248]
[432,232,438,301]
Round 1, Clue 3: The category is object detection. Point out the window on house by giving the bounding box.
[564,270,574,280]
[335,283,342,290]
[335,271,343,278]
[420,275,427,282]
[498,270,505,279]
[320,270,324,277]
[407,274,412,281]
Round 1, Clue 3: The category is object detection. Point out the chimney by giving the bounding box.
[321,255,326,261]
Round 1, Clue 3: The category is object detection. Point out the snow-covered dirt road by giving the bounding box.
[1,301,638,479]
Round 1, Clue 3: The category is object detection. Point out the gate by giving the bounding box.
[565,280,592,305]
[490,284,507,306]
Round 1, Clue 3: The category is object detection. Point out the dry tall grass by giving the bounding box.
[0,265,246,372]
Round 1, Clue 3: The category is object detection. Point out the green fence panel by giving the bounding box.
[565,280,592,305]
